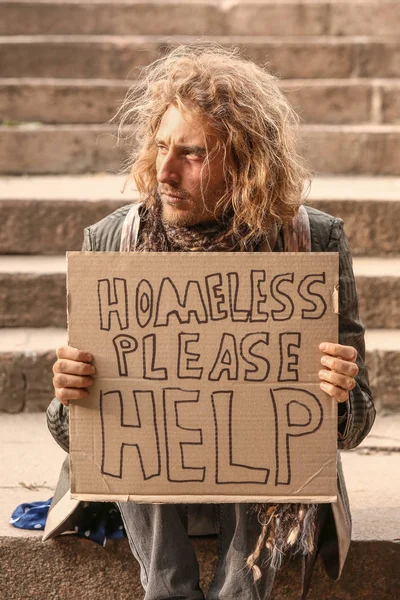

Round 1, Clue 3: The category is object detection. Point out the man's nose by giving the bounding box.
[157,152,181,184]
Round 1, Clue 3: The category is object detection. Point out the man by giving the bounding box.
[46,44,375,599]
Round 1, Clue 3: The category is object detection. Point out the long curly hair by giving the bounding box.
[113,42,311,248]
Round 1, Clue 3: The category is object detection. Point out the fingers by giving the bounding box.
[53,372,94,390]
[319,342,359,403]
[320,355,359,378]
[319,381,349,403]
[56,386,90,407]
[319,369,356,391]
[53,345,95,407]
[319,342,357,362]
[53,357,95,377]
[56,345,92,363]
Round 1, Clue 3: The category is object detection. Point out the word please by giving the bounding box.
[98,271,328,331]
[112,331,303,382]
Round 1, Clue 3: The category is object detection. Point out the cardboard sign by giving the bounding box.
[68,252,338,504]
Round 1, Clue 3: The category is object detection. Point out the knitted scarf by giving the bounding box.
[121,196,320,589]
[135,199,257,253]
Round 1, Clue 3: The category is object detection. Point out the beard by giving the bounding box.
[159,191,222,228]
[161,202,214,227]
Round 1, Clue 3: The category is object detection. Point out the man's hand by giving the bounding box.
[53,345,96,406]
[318,342,359,403]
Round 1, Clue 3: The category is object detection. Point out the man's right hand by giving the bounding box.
[53,345,96,406]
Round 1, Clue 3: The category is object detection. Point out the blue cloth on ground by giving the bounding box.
[10,498,52,531]
[10,498,126,546]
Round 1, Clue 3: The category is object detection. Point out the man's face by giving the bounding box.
[155,104,229,227]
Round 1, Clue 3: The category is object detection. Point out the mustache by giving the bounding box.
[159,187,188,199]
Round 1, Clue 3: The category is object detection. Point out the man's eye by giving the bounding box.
[185,151,203,159]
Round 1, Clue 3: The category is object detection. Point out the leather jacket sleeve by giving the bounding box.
[46,228,93,453]
[327,219,376,450]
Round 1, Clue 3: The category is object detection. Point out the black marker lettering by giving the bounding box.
[298,273,327,319]
[163,388,205,482]
[227,272,250,322]
[112,334,138,377]
[270,273,295,321]
[98,278,128,331]
[136,279,153,329]
[209,333,239,381]
[278,332,301,382]
[250,270,269,322]
[205,273,228,321]
[154,277,208,327]
[178,332,203,379]
[100,389,160,480]
[271,387,323,486]
[143,334,168,380]
[240,332,270,382]
[211,391,269,484]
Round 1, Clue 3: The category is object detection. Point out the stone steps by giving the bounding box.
[1,412,399,599]
[1,1,399,37]
[0,328,67,413]
[2,77,399,125]
[1,124,400,175]
[1,174,399,256]
[0,325,399,413]
[1,255,399,330]
[1,35,399,80]
[0,2,397,596]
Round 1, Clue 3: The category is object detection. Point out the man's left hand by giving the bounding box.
[318,342,359,403]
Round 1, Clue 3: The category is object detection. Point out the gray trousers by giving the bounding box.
[117,502,276,600]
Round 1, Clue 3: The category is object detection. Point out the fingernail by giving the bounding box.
[319,370,328,378]
[319,343,327,351]
[320,382,329,391]
[321,356,328,365]
[91,365,96,374]
[85,353,92,361]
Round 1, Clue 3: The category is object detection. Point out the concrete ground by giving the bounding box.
[1,411,399,541]
[1,173,400,201]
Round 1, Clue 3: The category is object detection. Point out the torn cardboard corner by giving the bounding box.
[67,251,339,504]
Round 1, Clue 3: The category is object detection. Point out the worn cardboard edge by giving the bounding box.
[67,251,339,257]
[71,493,337,504]
[66,252,71,346]
[68,252,339,502]
[42,488,80,542]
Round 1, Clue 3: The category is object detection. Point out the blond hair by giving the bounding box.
[114,42,311,248]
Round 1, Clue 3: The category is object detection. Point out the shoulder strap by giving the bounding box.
[120,203,311,253]
[258,205,311,253]
[119,202,143,252]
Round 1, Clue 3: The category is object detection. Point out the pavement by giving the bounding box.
[1,411,399,542]
[1,410,399,599]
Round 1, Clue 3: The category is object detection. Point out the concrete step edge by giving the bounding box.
[1,175,400,202]
[2,77,400,86]
[1,0,397,7]
[2,123,400,133]
[1,328,400,353]
[1,254,400,276]
[0,534,397,600]
[0,327,67,353]
[365,329,400,351]
[0,329,398,412]
[1,34,399,43]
